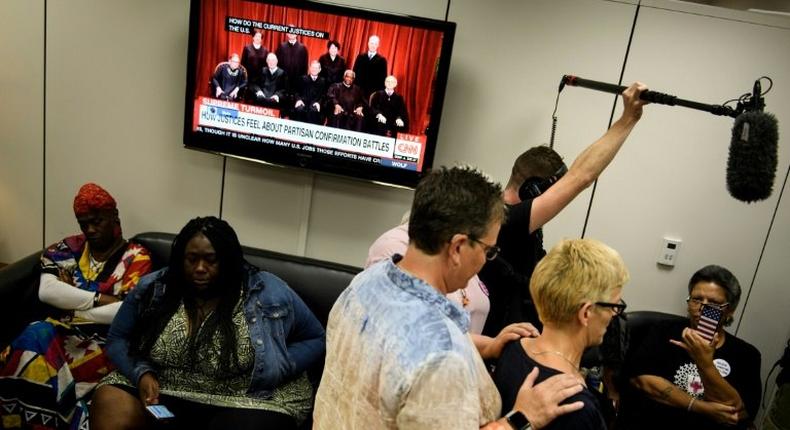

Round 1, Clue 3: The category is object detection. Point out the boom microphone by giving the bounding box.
[726,79,778,203]
[560,75,738,116]
[560,75,779,202]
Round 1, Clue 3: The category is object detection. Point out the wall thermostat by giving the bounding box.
[658,237,682,266]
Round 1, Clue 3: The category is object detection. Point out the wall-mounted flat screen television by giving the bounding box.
[184,0,456,188]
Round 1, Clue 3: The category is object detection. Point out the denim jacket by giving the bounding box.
[105,266,326,398]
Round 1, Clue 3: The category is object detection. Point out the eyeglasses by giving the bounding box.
[595,299,627,317]
[468,237,501,261]
[686,296,729,310]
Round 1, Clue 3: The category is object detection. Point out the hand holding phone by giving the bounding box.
[138,372,160,405]
[146,404,175,420]
[670,304,724,363]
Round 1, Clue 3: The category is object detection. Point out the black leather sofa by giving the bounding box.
[0,231,362,352]
[612,310,688,429]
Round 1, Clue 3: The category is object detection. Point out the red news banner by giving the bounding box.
[193,97,426,171]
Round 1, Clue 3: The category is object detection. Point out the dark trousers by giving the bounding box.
[293,104,324,125]
[371,120,406,137]
[329,112,363,132]
[115,386,297,430]
[154,395,296,430]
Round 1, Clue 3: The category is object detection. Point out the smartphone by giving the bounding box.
[696,303,723,344]
[146,404,175,420]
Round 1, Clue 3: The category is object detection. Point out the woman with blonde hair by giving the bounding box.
[495,238,628,429]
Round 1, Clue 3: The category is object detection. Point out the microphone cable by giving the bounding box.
[550,88,561,150]
[721,76,773,112]
[762,337,790,410]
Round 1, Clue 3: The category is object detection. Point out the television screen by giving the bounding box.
[184,0,456,188]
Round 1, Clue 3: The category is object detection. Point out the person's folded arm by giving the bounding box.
[631,374,739,425]
[38,273,94,310]
[696,360,744,410]
[631,374,696,409]
[74,301,122,324]
[670,329,744,411]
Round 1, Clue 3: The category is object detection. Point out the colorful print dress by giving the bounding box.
[0,235,151,430]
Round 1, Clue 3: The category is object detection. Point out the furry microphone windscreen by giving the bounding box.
[726,111,779,203]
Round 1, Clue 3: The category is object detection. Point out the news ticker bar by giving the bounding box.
[193,97,425,171]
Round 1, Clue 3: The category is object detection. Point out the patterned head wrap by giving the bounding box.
[73,183,117,216]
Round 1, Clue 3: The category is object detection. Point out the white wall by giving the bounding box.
[2,0,789,415]
[0,0,44,260]
[43,0,222,246]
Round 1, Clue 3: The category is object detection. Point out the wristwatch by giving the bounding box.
[505,410,532,430]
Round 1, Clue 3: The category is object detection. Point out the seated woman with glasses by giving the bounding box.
[494,238,628,429]
[89,217,325,430]
[619,265,761,430]
[366,214,539,362]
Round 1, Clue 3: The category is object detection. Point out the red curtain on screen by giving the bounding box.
[194,0,446,135]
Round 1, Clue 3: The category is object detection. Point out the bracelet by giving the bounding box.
[93,292,101,307]
[687,397,696,412]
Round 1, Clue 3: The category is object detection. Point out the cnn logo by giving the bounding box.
[396,142,420,156]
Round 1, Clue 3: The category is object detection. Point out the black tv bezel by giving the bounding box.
[183,0,456,189]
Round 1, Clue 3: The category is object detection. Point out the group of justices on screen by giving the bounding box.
[210,31,409,137]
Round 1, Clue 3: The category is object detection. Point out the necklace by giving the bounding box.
[87,254,106,277]
[90,239,126,262]
[188,300,216,335]
[195,304,214,324]
[532,349,581,374]
[459,288,470,307]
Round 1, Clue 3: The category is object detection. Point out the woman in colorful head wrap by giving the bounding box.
[0,183,152,430]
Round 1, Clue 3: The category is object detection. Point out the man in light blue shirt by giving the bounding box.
[315,166,585,430]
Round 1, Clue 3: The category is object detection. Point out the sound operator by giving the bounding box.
[480,82,648,337]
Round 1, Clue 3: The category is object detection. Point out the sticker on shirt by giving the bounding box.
[477,279,489,297]
[713,358,731,377]
[674,362,704,397]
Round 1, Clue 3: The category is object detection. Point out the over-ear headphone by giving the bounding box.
[518,164,568,201]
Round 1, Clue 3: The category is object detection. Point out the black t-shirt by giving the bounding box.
[495,341,606,430]
[619,319,762,430]
[479,199,546,336]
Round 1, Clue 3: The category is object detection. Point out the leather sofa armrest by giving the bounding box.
[0,251,52,348]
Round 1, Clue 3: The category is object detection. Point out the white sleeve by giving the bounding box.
[74,301,122,325]
[38,273,94,311]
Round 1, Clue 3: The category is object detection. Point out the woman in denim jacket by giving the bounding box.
[90,216,325,430]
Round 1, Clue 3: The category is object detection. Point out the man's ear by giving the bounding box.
[447,233,467,267]
[577,302,593,327]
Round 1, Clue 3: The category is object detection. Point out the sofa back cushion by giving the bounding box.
[131,232,361,327]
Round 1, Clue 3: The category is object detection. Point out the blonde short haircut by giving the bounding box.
[530,238,629,325]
